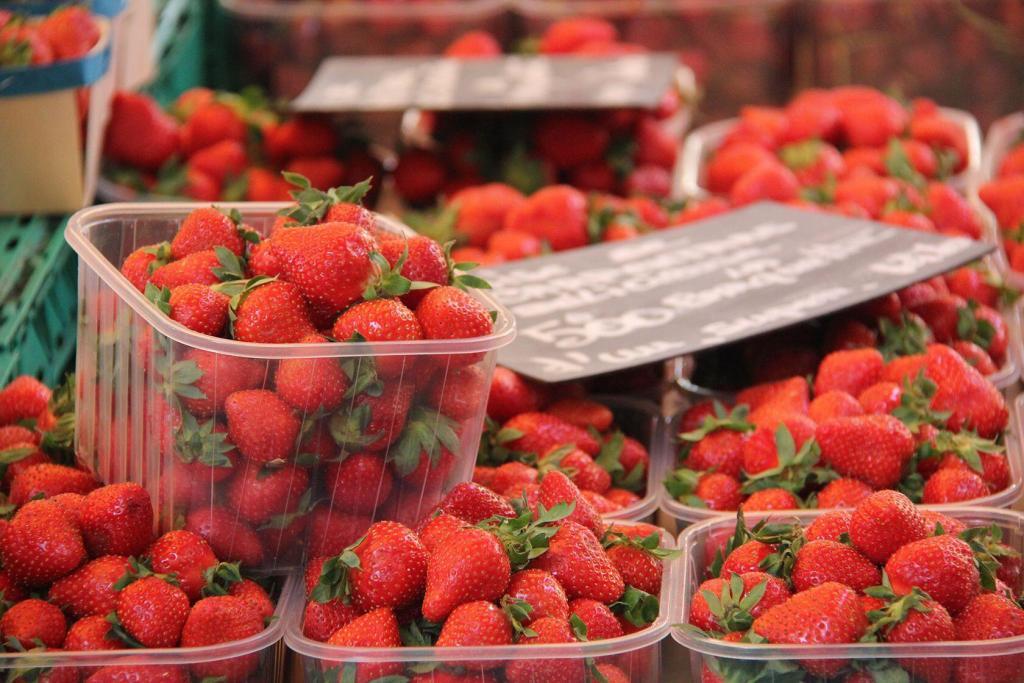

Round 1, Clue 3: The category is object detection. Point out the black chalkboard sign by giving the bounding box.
[481,203,993,382]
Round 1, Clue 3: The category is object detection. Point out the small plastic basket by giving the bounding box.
[980,111,1024,185]
[65,202,516,574]
[658,380,1024,526]
[0,572,295,681]
[672,506,1024,680]
[286,520,678,682]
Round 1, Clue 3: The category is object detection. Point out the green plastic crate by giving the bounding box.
[148,0,206,104]
[0,215,78,387]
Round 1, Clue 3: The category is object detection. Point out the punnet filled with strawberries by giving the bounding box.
[663,339,1020,522]
[978,112,1024,279]
[65,178,514,573]
[475,368,664,521]
[676,495,1024,683]
[0,373,295,681]
[287,472,679,682]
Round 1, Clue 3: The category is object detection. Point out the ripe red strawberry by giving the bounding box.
[503,412,599,457]
[224,389,300,464]
[813,348,884,397]
[224,578,274,622]
[64,614,122,651]
[84,665,189,682]
[740,488,800,511]
[415,285,494,345]
[804,510,852,543]
[816,414,914,489]
[689,572,791,633]
[226,459,309,526]
[444,29,502,58]
[919,510,967,536]
[120,244,170,293]
[274,333,348,412]
[435,600,513,655]
[849,490,929,564]
[324,453,393,514]
[864,591,955,683]
[303,598,358,642]
[185,507,264,568]
[9,463,96,505]
[685,471,744,510]
[546,398,613,433]
[325,608,403,680]
[305,506,369,557]
[230,279,315,343]
[729,161,800,205]
[0,375,50,426]
[506,569,569,624]
[606,537,665,595]
[180,101,246,157]
[539,17,617,54]
[435,482,516,523]
[857,381,902,415]
[147,530,218,602]
[740,415,815,475]
[530,521,624,603]
[951,340,998,374]
[376,235,449,308]
[926,343,1008,437]
[504,185,588,251]
[451,183,526,248]
[792,540,880,592]
[176,349,265,418]
[180,596,264,680]
[171,208,244,260]
[422,526,510,622]
[559,448,611,494]
[886,534,980,615]
[330,381,414,453]
[425,363,488,420]
[816,478,873,509]
[104,92,179,171]
[489,461,538,496]
[332,299,424,377]
[189,139,248,185]
[953,593,1024,683]
[0,424,39,449]
[581,489,619,514]
[0,444,48,490]
[533,114,610,169]
[537,470,603,537]
[488,229,543,261]
[1,499,86,586]
[285,156,345,191]
[271,222,376,312]
[149,250,221,289]
[1,598,66,653]
[416,511,467,555]
[393,148,447,205]
[569,598,623,640]
[719,540,776,577]
[115,575,190,648]
[752,581,868,676]
[346,521,428,612]
[504,616,584,683]
[706,143,776,193]
[922,467,989,503]
[49,555,131,619]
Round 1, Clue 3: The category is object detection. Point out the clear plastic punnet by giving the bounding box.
[673,506,1024,681]
[0,572,296,681]
[286,520,678,682]
[659,379,1024,526]
[65,202,516,573]
[980,112,1024,184]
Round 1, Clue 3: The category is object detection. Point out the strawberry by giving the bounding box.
[114,574,190,648]
[0,375,50,426]
[740,415,814,476]
[323,453,393,514]
[729,161,800,205]
[147,530,218,602]
[224,389,300,464]
[174,349,264,419]
[530,522,624,603]
[228,278,316,344]
[0,425,39,449]
[849,490,929,564]
[415,285,494,343]
[537,470,603,537]
[445,30,502,58]
[160,283,230,336]
[285,156,345,191]
[533,114,609,169]
[185,507,264,568]
[376,235,449,308]
[635,116,678,169]
[928,183,983,238]
[719,540,778,577]
[9,463,96,505]
[303,598,358,642]
[262,116,338,162]
[1,499,85,587]
[104,93,179,171]
[426,363,488,420]
[779,139,845,186]
[886,533,980,615]
[329,382,414,453]
[49,555,131,619]
[434,482,515,524]
[922,467,988,503]
[120,244,170,292]
[937,450,1009,493]
[581,490,620,514]
[857,381,902,415]
[740,488,801,511]
[226,459,309,526]
[189,139,248,185]
[222,578,274,622]
[435,600,513,653]
[306,507,370,557]
[706,143,776,194]
[792,540,880,592]
[862,586,955,683]
[504,185,588,251]
[325,608,403,680]
[502,412,599,458]
[332,299,423,377]
[421,526,510,622]
[171,207,245,260]
[925,344,1008,437]
[910,115,967,171]
[180,596,264,681]
[0,598,65,649]
[393,149,447,205]
[181,166,221,201]
[816,478,873,509]
[804,510,852,543]
[273,333,348,413]
[539,16,616,53]
[605,533,666,595]
[569,598,623,640]
[753,582,868,676]
[451,183,527,247]
[546,399,613,432]
[344,520,428,612]
[951,340,997,374]
[979,176,1024,227]
[558,448,611,494]
[37,5,97,57]
[503,616,584,683]
[505,569,569,625]
[149,250,221,290]
[953,593,1024,683]
[813,348,884,397]
[271,222,376,312]
[689,571,791,633]
[490,461,539,496]
[416,511,466,555]
[64,614,122,651]
[919,510,967,536]
[666,470,742,510]
[816,415,914,489]
[180,101,246,157]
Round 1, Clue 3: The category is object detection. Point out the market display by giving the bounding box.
[4,1,1024,681]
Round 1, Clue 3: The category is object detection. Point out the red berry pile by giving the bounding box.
[473,368,651,516]
[302,475,675,682]
[980,132,1024,274]
[0,7,100,67]
[103,87,383,203]
[687,491,1023,682]
[686,264,1018,391]
[666,342,1011,512]
[697,87,984,239]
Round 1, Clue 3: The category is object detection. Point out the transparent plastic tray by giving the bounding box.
[658,377,1024,525]
[0,572,295,680]
[65,202,516,573]
[286,520,678,682]
[979,111,1024,186]
[672,506,1024,679]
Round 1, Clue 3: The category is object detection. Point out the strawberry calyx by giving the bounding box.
[884,138,927,191]
[501,595,538,640]
[310,536,365,605]
[258,488,314,531]
[959,524,1021,592]
[595,431,645,492]
[200,561,244,597]
[535,444,576,477]
[878,313,930,360]
[679,402,754,443]
[708,510,802,579]
[39,374,75,464]
[799,174,836,205]
[442,241,492,292]
[740,425,834,496]
[141,242,172,275]
[701,572,772,636]
[478,501,572,571]
[955,300,997,350]
[980,268,1021,308]
[105,611,146,649]
[390,407,461,477]
[144,283,173,317]
[500,144,549,195]
[399,617,442,648]
[662,467,706,508]
[339,353,383,400]
[114,557,180,592]
[327,403,379,453]
[861,575,933,642]
[0,447,39,487]
[163,359,206,405]
[892,371,951,433]
[174,411,236,470]
[611,585,660,628]
[277,173,372,227]
[916,428,1003,475]
[212,245,249,282]
[212,275,278,337]
[477,418,528,467]
[778,139,823,171]
[601,530,682,566]
[362,247,437,301]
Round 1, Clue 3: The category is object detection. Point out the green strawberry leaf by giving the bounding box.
[611,585,660,627]
[878,313,930,360]
[144,283,173,316]
[502,595,538,640]
[201,561,244,597]
[680,402,754,442]
[310,538,364,604]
